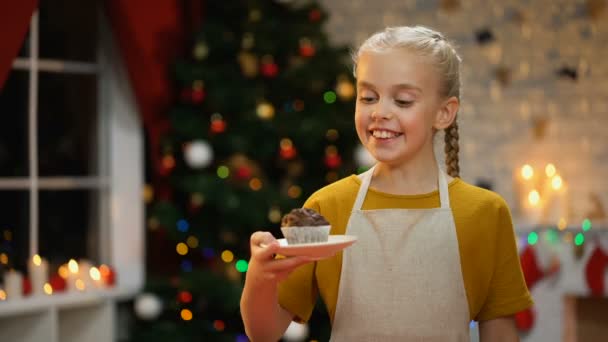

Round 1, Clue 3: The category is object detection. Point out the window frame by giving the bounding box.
[0,9,144,292]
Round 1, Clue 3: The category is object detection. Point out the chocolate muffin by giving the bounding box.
[280,208,331,244]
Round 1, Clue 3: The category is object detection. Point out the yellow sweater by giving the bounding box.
[278,175,533,323]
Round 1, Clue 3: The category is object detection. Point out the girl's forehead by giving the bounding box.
[356,50,440,91]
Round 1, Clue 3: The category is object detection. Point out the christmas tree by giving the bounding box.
[132,1,363,341]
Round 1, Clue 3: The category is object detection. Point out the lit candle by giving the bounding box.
[67,259,80,292]
[28,254,49,296]
[88,266,104,290]
[543,175,569,225]
[4,269,23,300]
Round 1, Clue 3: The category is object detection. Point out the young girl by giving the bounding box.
[241,26,532,341]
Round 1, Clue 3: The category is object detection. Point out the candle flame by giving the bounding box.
[551,175,563,190]
[44,283,53,295]
[68,259,79,274]
[521,164,534,180]
[75,279,86,291]
[90,267,101,281]
[528,190,540,206]
[545,164,556,177]
[33,254,42,266]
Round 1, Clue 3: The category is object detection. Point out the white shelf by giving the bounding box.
[0,287,137,342]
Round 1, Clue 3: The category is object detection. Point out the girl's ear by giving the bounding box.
[433,96,459,130]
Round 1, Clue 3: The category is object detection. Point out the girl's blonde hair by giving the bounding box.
[353,26,462,178]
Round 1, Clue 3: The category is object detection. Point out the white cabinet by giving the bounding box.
[0,289,135,342]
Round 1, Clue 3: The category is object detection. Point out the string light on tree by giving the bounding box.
[324,145,342,169]
[184,140,214,169]
[238,51,258,77]
[257,101,275,119]
[336,75,355,101]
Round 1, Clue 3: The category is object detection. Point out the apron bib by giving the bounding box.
[330,165,470,341]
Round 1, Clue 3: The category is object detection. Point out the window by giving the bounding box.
[0,0,143,292]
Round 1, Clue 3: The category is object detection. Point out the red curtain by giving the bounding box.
[0,0,38,89]
[104,0,203,182]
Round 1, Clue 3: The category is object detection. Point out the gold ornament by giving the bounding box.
[257,101,275,119]
[238,52,259,78]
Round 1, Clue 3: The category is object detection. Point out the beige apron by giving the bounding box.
[330,165,470,341]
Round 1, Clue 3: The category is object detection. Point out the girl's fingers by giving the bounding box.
[266,256,314,272]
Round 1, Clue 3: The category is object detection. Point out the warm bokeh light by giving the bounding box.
[186,236,199,248]
[521,164,534,180]
[181,309,193,321]
[214,320,226,331]
[287,185,302,199]
[59,265,69,279]
[176,243,189,256]
[528,190,540,206]
[89,267,101,281]
[551,175,563,190]
[545,164,556,177]
[75,279,86,291]
[268,207,282,223]
[0,289,6,300]
[68,259,79,274]
[558,218,567,231]
[221,250,234,263]
[44,283,53,295]
[33,254,42,266]
[99,264,111,278]
[0,253,8,265]
[249,178,262,191]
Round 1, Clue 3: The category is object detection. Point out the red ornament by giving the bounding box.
[235,166,253,180]
[280,146,297,160]
[515,308,535,332]
[159,155,176,177]
[261,61,279,78]
[99,264,116,287]
[585,246,608,296]
[210,119,227,134]
[191,88,206,104]
[299,42,316,58]
[50,274,67,292]
[178,290,193,304]
[309,9,322,22]
[325,153,342,169]
[22,277,31,295]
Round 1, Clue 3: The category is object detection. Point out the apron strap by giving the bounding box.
[353,164,451,210]
[353,165,375,211]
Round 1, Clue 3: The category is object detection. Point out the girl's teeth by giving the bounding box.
[373,130,398,138]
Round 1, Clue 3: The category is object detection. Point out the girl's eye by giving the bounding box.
[359,97,376,103]
[395,99,413,107]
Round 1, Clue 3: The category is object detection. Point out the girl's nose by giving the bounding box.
[371,99,393,120]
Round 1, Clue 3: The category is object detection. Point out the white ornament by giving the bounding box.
[354,144,376,167]
[134,293,163,320]
[283,321,309,342]
[184,140,213,169]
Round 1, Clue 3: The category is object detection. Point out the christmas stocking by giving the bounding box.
[515,245,544,332]
[585,245,608,296]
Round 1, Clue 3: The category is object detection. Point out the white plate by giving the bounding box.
[275,235,357,259]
